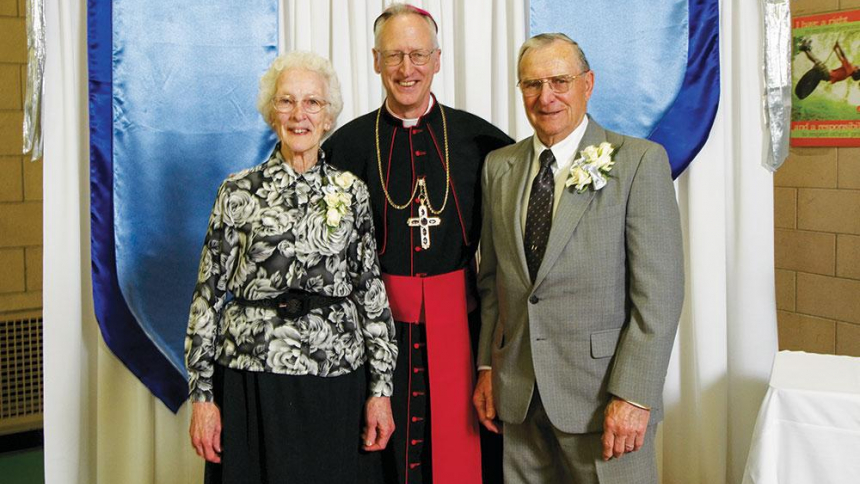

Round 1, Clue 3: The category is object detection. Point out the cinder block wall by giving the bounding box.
[778,1,860,355]
[0,0,42,318]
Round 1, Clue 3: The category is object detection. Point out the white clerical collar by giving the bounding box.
[531,116,589,174]
[385,96,435,128]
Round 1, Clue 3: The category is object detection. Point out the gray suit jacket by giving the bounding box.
[477,118,684,434]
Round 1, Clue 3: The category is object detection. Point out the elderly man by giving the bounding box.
[324,4,512,484]
[473,33,684,483]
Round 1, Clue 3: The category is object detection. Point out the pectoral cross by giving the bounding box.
[407,200,441,249]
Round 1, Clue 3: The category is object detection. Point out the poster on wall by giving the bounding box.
[791,9,860,146]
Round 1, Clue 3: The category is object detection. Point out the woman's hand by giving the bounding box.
[362,396,395,452]
[190,401,222,463]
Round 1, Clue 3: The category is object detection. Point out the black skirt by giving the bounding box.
[205,364,379,484]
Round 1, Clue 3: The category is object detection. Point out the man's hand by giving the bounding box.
[190,401,222,463]
[601,397,650,461]
[363,396,395,451]
[472,370,501,434]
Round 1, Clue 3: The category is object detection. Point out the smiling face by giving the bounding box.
[519,40,594,147]
[271,68,332,161]
[373,13,440,119]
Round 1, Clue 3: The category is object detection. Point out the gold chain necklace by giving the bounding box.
[374,104,451,214]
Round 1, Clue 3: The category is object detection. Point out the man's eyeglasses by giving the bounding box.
[272,96,328,114]
[378,49,438,67]
[517,72,589,97]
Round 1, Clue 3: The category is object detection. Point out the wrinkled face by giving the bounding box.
[271,69,332,158]
[519,41,593,146]
[373,14,440,118]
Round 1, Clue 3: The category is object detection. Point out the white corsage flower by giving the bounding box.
[326,207,342,227]
[324,191,341,208]
[565,142,616,192]
[334,172,356,190]
[320,176,354,231]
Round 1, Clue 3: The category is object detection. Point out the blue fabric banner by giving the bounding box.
[530,0,719,177]
[88,0,278,411]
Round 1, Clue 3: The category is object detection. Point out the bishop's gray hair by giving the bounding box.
[373,3,439,50]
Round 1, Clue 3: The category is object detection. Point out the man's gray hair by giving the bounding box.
[257,51,344,131]
[373,3,439,50]
[517,33,590,79]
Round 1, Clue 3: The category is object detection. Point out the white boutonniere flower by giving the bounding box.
[565,142,616,192]
[320,175,353,230]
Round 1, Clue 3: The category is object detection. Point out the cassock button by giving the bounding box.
[415,246,422,252]
[529,295,539,304]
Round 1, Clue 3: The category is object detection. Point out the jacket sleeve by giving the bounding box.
[606,142,684,409]
[185,181,236,403]
[476,154,501,368]
[348,180,398,397]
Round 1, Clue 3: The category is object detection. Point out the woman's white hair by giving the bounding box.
[257,51,344,132]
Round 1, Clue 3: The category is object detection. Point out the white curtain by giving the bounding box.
[659,0,779,482]
[278,0,529,137]
[43,0,776,483]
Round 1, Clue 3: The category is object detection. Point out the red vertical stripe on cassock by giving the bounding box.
[382,270,482,484]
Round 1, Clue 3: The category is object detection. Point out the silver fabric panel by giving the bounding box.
[762,0,791,171]
[23,0,45,161]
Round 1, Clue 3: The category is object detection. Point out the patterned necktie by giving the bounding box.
[524,149,555,283]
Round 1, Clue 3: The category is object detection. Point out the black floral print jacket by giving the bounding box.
[185,148,397,402]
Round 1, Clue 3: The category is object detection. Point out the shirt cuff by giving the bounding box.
[617,396,651,410]
[477,365,492,371]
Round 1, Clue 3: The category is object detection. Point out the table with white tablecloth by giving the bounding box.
[742,350,860,483]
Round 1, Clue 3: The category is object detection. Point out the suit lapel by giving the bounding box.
[533,119,606,289]
[497,139,533,288]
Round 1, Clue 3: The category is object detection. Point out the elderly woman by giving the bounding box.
[185,51,397,483]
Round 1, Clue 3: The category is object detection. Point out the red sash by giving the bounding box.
[382,269,482,484]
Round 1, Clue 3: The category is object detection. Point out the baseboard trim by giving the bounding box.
[0,429,43,454]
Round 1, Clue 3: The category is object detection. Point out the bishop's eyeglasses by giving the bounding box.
[377,49,438,67]
[517,72,589,97]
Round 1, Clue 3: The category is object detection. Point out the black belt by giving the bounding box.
[233,290,348,319]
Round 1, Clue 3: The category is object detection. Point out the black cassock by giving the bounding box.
[325,98,512,484]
